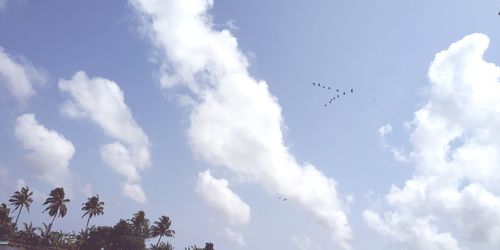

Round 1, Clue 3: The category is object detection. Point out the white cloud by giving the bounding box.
[14,113,75,187]
[122,182,147,203]
[379,124,392,136]
[364,33,500,249]
[0,47,46,102]
[223,227,246,246]
[130,1,352,248]
[379,123,410,162]
[196,170,250,225]
[59,71,151,203]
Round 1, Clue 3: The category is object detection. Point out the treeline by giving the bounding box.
[0,186,214,250]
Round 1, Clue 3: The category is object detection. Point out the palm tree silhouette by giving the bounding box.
[151,216,175,248]
[81,195,104,234]
[42,187,70,234]
[19,222,38,244]
[8,186,33,228]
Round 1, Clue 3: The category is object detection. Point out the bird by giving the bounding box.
[324,104,327,107]
[343,92,345,95]
[323,86,325,89]
[337,94,340,98]
[328,87,331,90]
[318,83,321,87]
[333,97,335,100]
[336,89,339,92]
[312,82,316,86]
[283,198,287,202]
[351,88,353,93]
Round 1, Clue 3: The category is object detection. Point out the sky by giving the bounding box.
[0,0,499,249]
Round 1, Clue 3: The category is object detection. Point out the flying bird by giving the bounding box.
[351,88,353,93]
[312,82,316,86]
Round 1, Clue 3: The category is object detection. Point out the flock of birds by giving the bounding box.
[311,82,354,107]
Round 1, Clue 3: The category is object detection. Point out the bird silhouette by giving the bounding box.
[343,92,345,95]
[318,83,321,87]
[337,94,340,98]
[312,82,316,86]
[328,87,331,90]
[336,89,339,92]
[351,88,353,93]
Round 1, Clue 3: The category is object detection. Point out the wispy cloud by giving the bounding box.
[130,0,352,248]
[365,33,500,249]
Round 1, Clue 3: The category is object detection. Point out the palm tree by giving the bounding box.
[8,186,33,227]
[81,195,104,233]
[37,222,51,245]
[150,216,175,248]
[17,222,38,244]
[204,242,214,250]
[42,187,70,234]
[129,210,150,240]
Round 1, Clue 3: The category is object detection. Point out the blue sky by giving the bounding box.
[0,1,499,249]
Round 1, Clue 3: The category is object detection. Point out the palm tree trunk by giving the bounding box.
[48,214,56,234]
[85,215,91,233]
[155,234,163,248]
[13,205,23,228]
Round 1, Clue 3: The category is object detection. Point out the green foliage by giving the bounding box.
[81,194,104,232]
[43,187,70,234]
[184,243,214,250]
[8,186,33,227]
[2,185,214,249]
[151,215,175,247]
[151,241,174,250]
[0,203,14,240]
[15,222,40,245]
[129,210,151,241]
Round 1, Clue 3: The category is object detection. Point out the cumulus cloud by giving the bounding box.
[196,170,250,224]
[0,47,46,102]
[364,33,500,249]
[14,113,75,187]
[130,0,352,248]
[59,71,151,203]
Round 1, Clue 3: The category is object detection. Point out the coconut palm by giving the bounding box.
[37,222,51,245]
[129,210,150,240]
[42,187,70,234]
[17,222,39,244]
[81,195,104,233]
[8,186,33,227]
[150,216,175,248]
